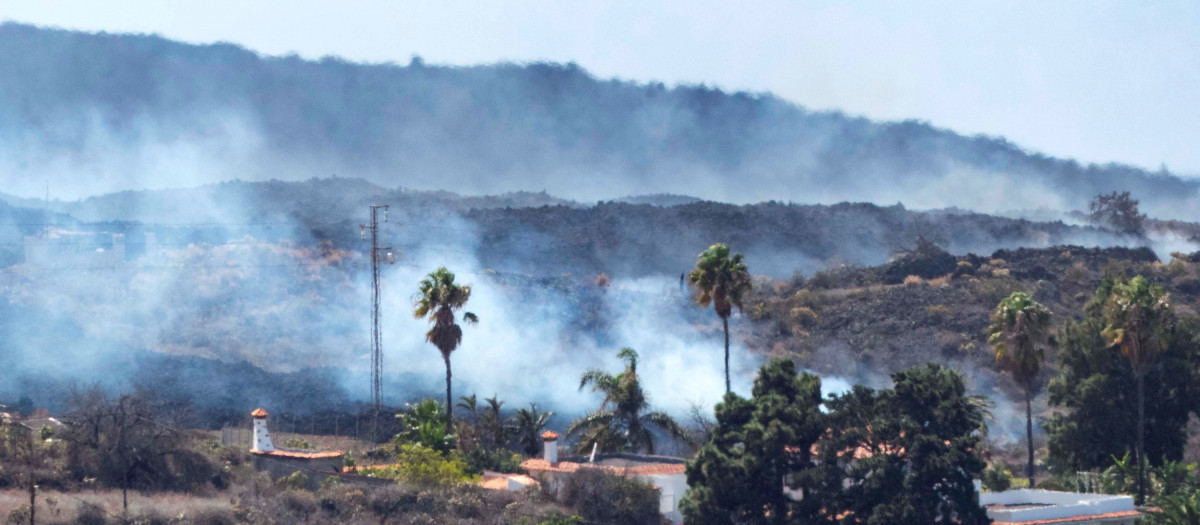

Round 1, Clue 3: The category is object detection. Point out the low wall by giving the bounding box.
[980,489,1134,522]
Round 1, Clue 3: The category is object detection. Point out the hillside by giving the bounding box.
[6,178,1190,279]
[1,23,1197,217]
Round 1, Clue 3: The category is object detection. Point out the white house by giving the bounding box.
[521,431,690,524]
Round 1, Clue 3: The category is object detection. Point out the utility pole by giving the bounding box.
[360,205,394,442]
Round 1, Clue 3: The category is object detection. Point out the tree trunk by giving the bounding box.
[1025,386,1035,489]
[444,353,454,429]
[28,482,35,525]
[123,467,129,515]
[723,316,731,394]
[1136,371,1146,505]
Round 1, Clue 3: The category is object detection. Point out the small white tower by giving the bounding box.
[251,408,275,453]
[541,430,559,463]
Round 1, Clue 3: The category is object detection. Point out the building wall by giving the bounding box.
[251,455,342,490]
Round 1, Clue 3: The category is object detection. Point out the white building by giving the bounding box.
[521,431,690,524]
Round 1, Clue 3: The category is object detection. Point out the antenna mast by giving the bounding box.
[360,205,394,442]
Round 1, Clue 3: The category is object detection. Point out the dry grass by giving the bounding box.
[0,488,230,523]
[200,428,375,455]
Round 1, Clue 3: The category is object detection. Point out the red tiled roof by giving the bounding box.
[541,430,560,440]
[253,449,343,459]
[250,408,269,418]
[521,458,685,476]
[991,510,1142,524]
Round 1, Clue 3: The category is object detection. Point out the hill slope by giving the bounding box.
[1,23,1196,216]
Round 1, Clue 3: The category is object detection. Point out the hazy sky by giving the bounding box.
[4,1,1199,175]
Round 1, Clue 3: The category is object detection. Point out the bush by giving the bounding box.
[363,444,474,486]
[982,464,1013,492]
[187,507,237,525]
[283,438,312,449]
[76,502,108,525]
[463,446,525,475]
[275,470,309,491]
[6,505,30,525]
[558,469,660,525]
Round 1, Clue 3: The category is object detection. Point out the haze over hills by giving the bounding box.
[1,22,1197,218]
[3,21,1199,442]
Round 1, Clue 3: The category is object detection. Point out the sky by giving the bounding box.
[3,1,1199,176]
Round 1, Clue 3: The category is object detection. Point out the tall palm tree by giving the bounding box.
[688,243,752,394]
[514,403,555,456]
[413,267,478,428]
[567,348,689,455]
[1101,275,1171,504]
[986,291,1052,488]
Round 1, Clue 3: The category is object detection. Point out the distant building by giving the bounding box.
[23,228,125,268]
[521,431,689,524]
[248,408,345,490]
[980,487,1141,524]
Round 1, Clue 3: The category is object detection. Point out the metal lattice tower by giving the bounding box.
[360,205,393,442]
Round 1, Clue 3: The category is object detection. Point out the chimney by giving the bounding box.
[541,430,560,463]
[251,408,275,453]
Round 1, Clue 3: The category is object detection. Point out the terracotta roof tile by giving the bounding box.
[520,458,685,476]
[250,408,269,418]
[991,510,1142,524]
[540,430,560,440]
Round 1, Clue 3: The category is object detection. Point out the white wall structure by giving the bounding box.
[980,489,1140,524]
[251,408,275,453]
[541,430,559,463]
[639,472,689,524]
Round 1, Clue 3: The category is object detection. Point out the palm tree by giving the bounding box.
[688,243,752,394]
[480,395,511,449]
[1101,275,1171,504]
[567,348,689,454]
[986,291,1052,488]
[413,267,479,428]
[513,403,555,456]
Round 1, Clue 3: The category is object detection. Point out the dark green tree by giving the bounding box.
[1046,278,1196,487]
[986,291,1052,488]
[413,267,479,428]
[680,359,824,524]
[566,348,688,454]
[814,364,989,525]
[689,243,752,394]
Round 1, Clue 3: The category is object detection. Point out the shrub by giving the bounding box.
[364,444,474,486]
[187,507,237,525]
[5,505,30,525]
[982,464,1013,492]
[76,502,108,525]
[463,446,525,475]
[275,470,309,491]
[954,260,975,277]
[283,438,312,449]
[558,469,660,525]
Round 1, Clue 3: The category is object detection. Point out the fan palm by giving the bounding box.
[413,267,478,428]
[1101,275,1172,504]
[688,243,752,394]
[566,348,689,455]
[986,291,1052,488]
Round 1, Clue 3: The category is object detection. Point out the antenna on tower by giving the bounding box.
[360,204,394,443]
